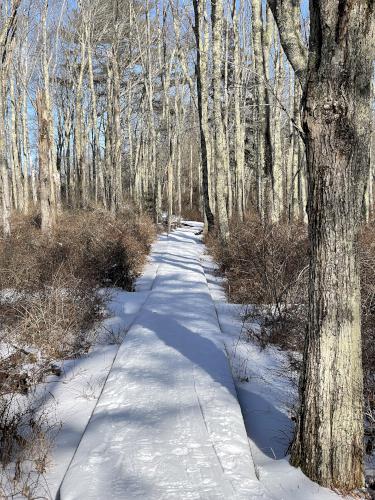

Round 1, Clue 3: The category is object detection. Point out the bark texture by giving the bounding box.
[37,90,53,233]
[193,0,215,231]
[280,0,375,490]
[211,0,229,242]
[267,0,307,87]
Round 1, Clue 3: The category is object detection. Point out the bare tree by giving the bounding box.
[193,0,214,231]
[36,89,53,233]
[231,0,245,221]
[211,0,229,242]
[269,0,375,489]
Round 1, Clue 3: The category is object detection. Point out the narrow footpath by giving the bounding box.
[59,222,270,500]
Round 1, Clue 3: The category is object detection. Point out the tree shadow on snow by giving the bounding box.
[236,387,293,460]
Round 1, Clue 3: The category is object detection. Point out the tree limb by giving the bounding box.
[267,0,307,88]
[1,0,21,67]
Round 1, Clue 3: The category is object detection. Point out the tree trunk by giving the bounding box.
[211,0,229,242]
[75,32,88,208]
[232,0,245,221]
[189,144,193,210]
[193,0,215,231]
[127,84,134,200]
[167,135,174,233]
[175,95,182,222]
[87,28,106,209]
[223,17,232,220]
[252,0,273,220]
[21,85,30,214]
[31,161,38,206]
[36,90,53,233]
[271,42,283,222]
[290,80,301,220]
[41,0,60,218]
[261,4,274,221]
[145,2,158,221]
[106,60,114,212]
[286,66,294,220]
[0,0,21,235]
[10,76,23,212]
[0,77,11,236]
[282,1,374,490]
[251,0,265,217]
[111,46,123,211]
[364,120,374,222]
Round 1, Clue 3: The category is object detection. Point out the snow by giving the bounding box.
[19,221,348,499]
[201,254,344,500]
[58,223,268,500]
[35,287,151,499]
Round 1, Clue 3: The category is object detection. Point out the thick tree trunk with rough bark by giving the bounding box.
[0,1,21,235]
[269,0,374,490]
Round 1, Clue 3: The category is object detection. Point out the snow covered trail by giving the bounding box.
[201,249,344,500]
[58,222,269,500]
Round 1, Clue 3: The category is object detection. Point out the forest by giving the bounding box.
[0,0,374,498]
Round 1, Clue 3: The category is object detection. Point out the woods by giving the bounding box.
[276,0,374,488]
[1,0,323,235]
[0,0,374,495]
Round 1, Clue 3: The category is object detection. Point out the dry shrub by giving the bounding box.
[0,208,156,489]
[0,207,155,364]
[207,214,375,455]
[181,206,203,222]
[0,392,56,499]
[0,208,156,292]
[206,214,308,350]
[2,276,101,361]
[50,209,155,289]
[0,337,59,497]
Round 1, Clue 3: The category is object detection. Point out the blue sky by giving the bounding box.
[66,0,309,21]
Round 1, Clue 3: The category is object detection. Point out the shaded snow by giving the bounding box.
[23,222,348,499]
[58,223,268,500]
[202,253,343,500]
[36,288,151,499]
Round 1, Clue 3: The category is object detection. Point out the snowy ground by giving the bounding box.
[36,289,151,498]
[22,222,347,499]
[201,252,344,500]
[58,223,267,500]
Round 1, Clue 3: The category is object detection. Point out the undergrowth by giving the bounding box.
[206,213,375,464]
[0,207,155,496]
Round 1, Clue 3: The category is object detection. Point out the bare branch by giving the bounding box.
[267,0,307,88]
